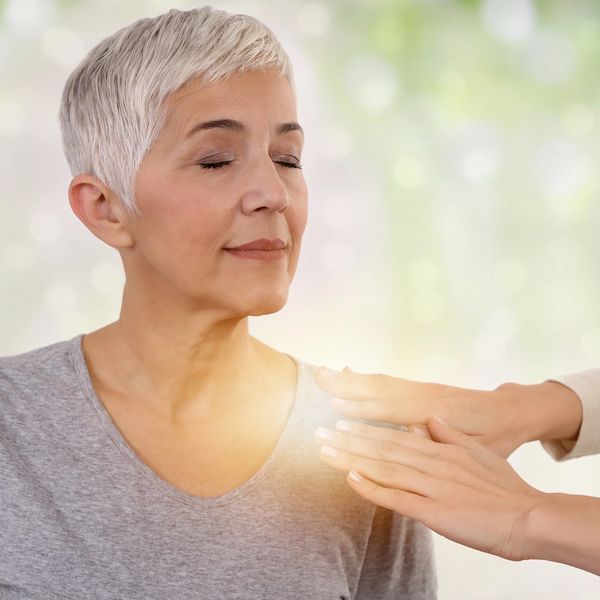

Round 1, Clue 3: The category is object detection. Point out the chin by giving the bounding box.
[244,288,289,316]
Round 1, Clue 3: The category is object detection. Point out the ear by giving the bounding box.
[68,174,135,249]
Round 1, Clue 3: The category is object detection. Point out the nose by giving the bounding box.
[240,155,290,215]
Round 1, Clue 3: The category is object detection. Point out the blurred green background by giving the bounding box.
[1,0,600,597]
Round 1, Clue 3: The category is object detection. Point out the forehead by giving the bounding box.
[166,69,297,130]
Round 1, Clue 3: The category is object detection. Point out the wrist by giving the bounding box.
[521,492,600,575]
[520,492,561,562]
[496,381,582,446]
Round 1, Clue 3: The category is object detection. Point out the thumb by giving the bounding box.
[427,416,480,449]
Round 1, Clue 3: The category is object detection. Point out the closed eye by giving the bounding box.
[197,159,302,170]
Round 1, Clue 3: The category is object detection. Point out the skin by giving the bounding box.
[312,367,600,575]
[68,68,307,497]
[313,369,583,458]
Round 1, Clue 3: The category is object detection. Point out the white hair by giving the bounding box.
[59,6,295,218]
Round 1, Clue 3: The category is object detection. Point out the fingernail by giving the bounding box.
[348,471,363,483]
[332,397,348,406]
[336,419,353,433]
[320,445,339,457]
[319,366,341,378]
[432,415,447,427]
[315,426,334,441]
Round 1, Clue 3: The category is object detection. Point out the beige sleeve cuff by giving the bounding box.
[540,369,600,461]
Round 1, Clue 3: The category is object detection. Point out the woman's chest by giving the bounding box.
[102,406,289,497]
[0,474,365,600]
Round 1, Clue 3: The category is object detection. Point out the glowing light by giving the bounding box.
[481,0,536,43]
[345,57,399,112]
[90,261,124,295]
[297,2,330,36]
[28,211,60,243]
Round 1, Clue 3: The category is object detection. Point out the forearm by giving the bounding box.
[523,492,600,575]
[499,381,582,447]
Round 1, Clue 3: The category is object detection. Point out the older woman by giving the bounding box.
[0,6,435,599]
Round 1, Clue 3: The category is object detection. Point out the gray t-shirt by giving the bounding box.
[0,334,436,599]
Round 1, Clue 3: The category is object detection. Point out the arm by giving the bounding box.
[525,492,600,575]
[540,369,600,460]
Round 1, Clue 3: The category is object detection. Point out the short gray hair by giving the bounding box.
[59,6,295,218]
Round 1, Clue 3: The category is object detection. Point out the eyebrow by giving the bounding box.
[184,118,304,139]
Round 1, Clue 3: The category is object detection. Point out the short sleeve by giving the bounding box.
[541,368,600,461]
[354,507,437,599]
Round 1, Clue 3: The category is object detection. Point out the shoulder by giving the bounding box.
[0,335,82,409]
[287,355,338,427]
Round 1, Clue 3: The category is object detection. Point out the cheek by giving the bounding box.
[289,183,309,238]
[134,196,230,282]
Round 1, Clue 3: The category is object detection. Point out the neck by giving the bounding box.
[83,285,279,424]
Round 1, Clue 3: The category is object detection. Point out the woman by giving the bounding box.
[314,365,600,576]
[0,6,435,599]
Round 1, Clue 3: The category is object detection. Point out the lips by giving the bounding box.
[223,237,288,261]
[225,238,287,251]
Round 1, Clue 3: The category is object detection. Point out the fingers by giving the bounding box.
[314,366,440,425]
[318,443,438,498]
[314,366,399,401]
[332,419,440,457]
[316,420,504,494]
[316,424,491,493]
[315,426,435,473]
[427,416,482,450]
[345,471,436,523]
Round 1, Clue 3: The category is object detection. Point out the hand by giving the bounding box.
[314,367,582,457]
[315,417,547,562]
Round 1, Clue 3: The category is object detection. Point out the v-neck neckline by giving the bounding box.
[69,333,308,507]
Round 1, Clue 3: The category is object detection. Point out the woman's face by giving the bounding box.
[124,68,307,318]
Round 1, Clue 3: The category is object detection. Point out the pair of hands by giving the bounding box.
[312,367,581,563]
